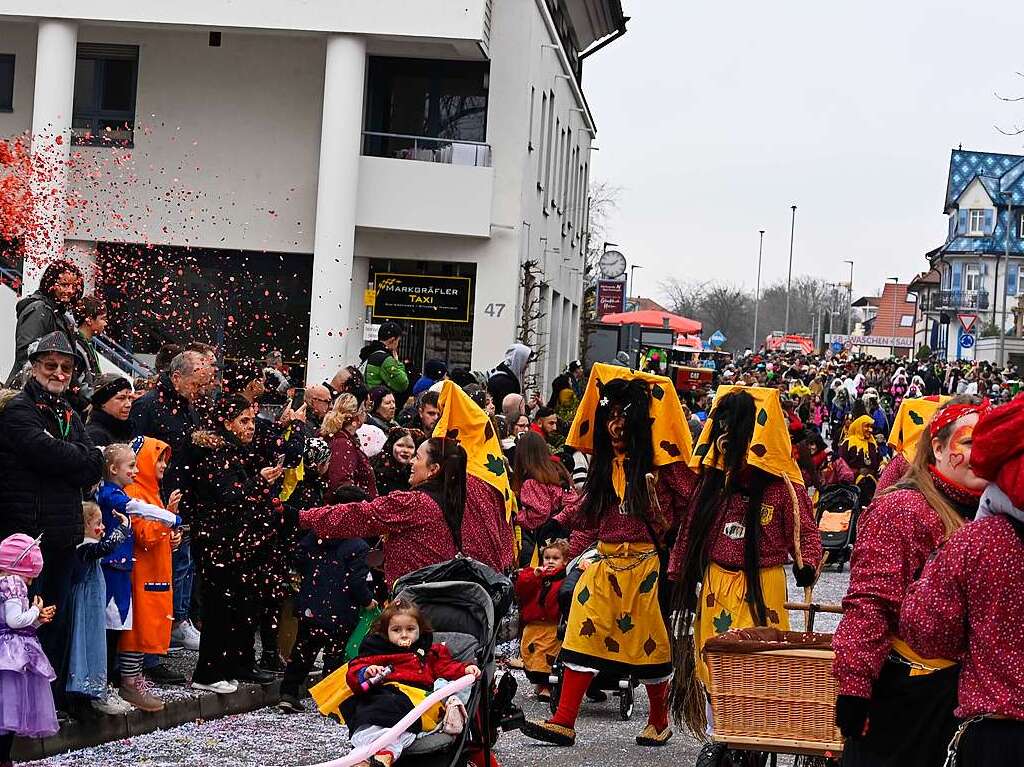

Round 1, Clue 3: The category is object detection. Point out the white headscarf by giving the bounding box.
[493,344,532,384]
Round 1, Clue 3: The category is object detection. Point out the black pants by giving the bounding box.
[280,620,351,698]
[31,544,75,709]
[257,605,279,664]
[958,719,1024,766]
[192,586,258,685]
[0,732,12,764]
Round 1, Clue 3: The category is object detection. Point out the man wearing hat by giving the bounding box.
[358,321,409,397]
[0,331,105,708]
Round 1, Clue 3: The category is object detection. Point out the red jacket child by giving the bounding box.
[514,565,566,624]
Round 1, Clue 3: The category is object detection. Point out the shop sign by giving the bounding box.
[596,279,626,316]
[372,273,472,323]
[825,333,913,349]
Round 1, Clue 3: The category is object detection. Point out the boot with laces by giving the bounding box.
[119,674,165,712]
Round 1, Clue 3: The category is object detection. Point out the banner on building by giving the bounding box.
[596,279,626,316]
[825,333,913,349]
[372,273,472,323]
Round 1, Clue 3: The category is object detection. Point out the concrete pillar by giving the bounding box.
[306,34,366,384]
[24,19,78,294]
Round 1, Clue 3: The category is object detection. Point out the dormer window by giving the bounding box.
[1018,212,1024,238]
[969,209,986,235]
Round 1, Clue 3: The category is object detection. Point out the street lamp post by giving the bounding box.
[783,205,797,336]
[753,230,765,351]
[629,264,643,311]
[844,260,855,334]
[888,276,899,357]
[1000,201,1012,367]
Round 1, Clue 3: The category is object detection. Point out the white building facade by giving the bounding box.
[0,0,626,385]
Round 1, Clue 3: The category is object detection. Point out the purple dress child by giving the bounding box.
[0,534,59,752]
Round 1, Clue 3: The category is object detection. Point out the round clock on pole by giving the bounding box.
[599,249,627,280]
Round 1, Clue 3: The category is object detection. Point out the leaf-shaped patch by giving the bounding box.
[750,443,768,458]
[766,608,780,625]
[579,420,590,437]
[638,570,658,594]
[651,384,665,400]
[579,618,596,637]
[705,591,716,608]
[604,636,620,653]
[608,573,623,598]
[643,636,657,656]
[756,408,769,427]
[908,410,925,426]
[446,429,460,440]
[713,609,733,634]
[484,421,495,441]
[695,442,710,457]
[527,641,537,653]
[616,613,635,633]
[659,440,681,457]
[484,453,506,476]
[577,586,591,605]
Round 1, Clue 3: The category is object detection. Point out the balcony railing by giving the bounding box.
[922,289,989,312]
[362,131,492,168]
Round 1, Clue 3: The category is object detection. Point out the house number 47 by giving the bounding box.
[483,303,506,317]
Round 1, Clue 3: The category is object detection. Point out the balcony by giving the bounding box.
[922,289,989,312]
[362,131,492,167]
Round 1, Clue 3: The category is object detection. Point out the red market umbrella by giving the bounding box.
[600,310,702,336]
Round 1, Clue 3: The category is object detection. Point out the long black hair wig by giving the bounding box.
[578,377,654,523]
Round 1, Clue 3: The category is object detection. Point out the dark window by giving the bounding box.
[72,44,138,147]
[0,54,13,112]
[364,57,488,159]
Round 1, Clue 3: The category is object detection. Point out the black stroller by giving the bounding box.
[391,557,525,767]
[815,483,861,572]
[544,548,641,721]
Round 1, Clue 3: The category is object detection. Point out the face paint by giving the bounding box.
[933,413,988,491]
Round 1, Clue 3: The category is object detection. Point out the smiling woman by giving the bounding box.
[86,373,135,446]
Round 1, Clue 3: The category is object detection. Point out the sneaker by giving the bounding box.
[277,693,306,714]
[191,679,238,694]
[145,663,187,685]
[90,687,133,715]
[119,675,165,713]
[170,619,201,651]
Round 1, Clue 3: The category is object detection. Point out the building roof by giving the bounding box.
[564,0,628,50]
[907,268,940,290]
[862,283,916,340]
[630,296,670,313]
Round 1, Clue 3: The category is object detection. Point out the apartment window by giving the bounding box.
[72,44,139,147]
[0,54,13,112]
[528,86,535,152]
[1018,212,1024,238]
[543,93,555,196]
[968,208,985,235]
[899,315,914,327]
[537,93,548,189]
[548,118,560,207]
[964,264,981,292]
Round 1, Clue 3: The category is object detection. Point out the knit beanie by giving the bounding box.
[971,393,1024,509]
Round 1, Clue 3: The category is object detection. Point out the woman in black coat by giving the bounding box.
[7,259,83,386]
[85,374,135,446]
[188,395,286,693]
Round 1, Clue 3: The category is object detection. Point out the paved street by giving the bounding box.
[25,570,849,767]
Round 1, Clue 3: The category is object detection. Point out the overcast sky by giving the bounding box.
[583,0,1024,308]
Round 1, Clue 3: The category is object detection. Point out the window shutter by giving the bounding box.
[980,261,988,276]
[948,215,956,239]
[957,209,968,234]
[1009,263,1019,296]
[952,261,962,291]
[984,209,995,233]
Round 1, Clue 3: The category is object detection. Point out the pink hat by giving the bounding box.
[0,534,44,578]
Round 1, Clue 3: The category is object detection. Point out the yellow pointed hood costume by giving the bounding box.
[887,395,949,461]
[689,384,803,486]
[433,380,517,521]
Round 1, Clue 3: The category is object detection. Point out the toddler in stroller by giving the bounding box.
[311,557,523,767]
[815,482,861,571]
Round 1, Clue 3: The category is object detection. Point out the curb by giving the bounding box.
[13,680,284,762]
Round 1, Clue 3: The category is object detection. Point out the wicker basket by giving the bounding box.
[705,637,843,752]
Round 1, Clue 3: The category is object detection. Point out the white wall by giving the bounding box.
[956,178,994,212]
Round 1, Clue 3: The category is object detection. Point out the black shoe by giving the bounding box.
[145,663,187,685]
[258,654,286,676]
[237,667,276,685]
[277,693,306,714]
[585,685,608,703]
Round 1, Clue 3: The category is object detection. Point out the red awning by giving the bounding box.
[600,310,702,335]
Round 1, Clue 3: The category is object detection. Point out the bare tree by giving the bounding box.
[518,258,547,391]
[995,72,1024,136]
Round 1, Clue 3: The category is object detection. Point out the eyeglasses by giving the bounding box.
[40,360,74,375]
[308,396,332,405]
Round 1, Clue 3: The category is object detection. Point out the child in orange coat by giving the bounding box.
[119,437,182,703]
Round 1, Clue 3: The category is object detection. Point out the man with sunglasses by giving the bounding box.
[0,331,105,712]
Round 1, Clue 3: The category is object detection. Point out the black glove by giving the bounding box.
[792,563,817,587]
[835,694,871,739]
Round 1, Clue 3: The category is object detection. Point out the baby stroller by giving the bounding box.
[545,547,641,721]
[815,483,861,572]
[391,557,525,767]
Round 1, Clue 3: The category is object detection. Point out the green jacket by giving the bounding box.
[361,343,409,395]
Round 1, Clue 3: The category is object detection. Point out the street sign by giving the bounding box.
[959,333,975,349]
[957,313,977,333]
[709,330,727,347]
[830,340,844,353]
[596,279,627,316]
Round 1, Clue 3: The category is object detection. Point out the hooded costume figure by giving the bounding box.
[878,395,949,492]
[668,385,821,739]
[520,363,698,749]
[486,344,532,411]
